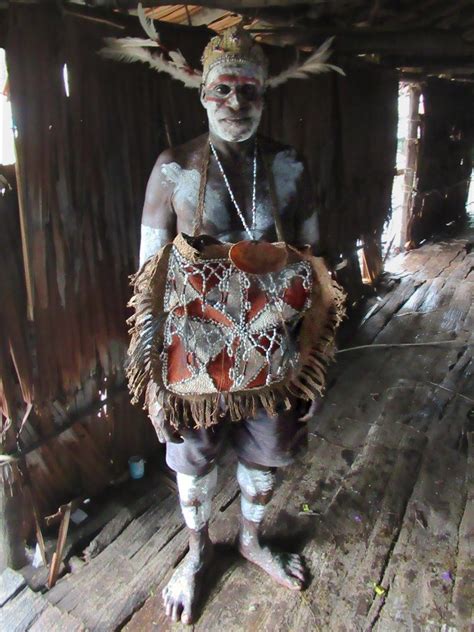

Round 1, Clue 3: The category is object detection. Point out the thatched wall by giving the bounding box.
[0,4,397,529]
[261,57,398,288]
[407,79,474,248]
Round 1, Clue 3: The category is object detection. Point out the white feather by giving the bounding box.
[103,37,159,49]
[267,37,345,89]
[168,50,188,70]
[100,38,202,89]
[137,3,159,42]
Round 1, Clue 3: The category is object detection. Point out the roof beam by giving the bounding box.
[253,27,474,58]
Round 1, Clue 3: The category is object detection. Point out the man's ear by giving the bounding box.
[199,84,207,108]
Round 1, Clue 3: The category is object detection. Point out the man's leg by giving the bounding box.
[162,467,218,624]
[236,459,306,589]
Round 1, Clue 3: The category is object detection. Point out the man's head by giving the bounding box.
[200,26,268,143]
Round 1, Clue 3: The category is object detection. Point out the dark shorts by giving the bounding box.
[166,405,308,476]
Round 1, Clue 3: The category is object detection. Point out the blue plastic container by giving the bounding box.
[128,455,145,480]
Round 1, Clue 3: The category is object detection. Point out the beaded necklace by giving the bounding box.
[209,141,257,240]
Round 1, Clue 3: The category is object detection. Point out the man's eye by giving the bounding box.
[215,85,231,96]
[241,85,258,99]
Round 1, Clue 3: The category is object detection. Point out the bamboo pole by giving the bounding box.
[400,84,421,249]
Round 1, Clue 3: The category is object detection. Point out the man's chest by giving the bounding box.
[161,149,303,241]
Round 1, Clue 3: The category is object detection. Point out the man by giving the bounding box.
[139,27,321,625]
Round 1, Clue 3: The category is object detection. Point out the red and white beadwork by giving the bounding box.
[162,245,313,395]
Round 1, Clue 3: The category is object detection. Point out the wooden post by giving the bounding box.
[400,84,421,250]
[47,502,72,588]
[0,460,27,571]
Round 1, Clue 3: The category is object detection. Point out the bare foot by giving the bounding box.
[162,530,213,624]
[238,520,307,590]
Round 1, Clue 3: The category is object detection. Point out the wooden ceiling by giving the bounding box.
[42,0,473,81]
[145,4,241,31]
[137,1,474,80]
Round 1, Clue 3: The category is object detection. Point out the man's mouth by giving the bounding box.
[221,116,252,123]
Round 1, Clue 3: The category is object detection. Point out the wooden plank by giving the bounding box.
[84,481,171,561]
[452,431,474,629]
[47,503,72,589]
[0,567,26,607]
[29,604,86,632]
[1,586,48,631]
[351,277,420,344]
[46,451,239,631]
[366,398,472,630]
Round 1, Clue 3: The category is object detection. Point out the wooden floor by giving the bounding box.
[2,232,473,631]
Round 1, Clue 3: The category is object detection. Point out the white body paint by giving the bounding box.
[139,224,171,267]
[273,149,319,246]
[158,148,305,242]
[300,214,320,247]
[272,149,303,208]
[237,462,275,523]
[161,162,224,211]
[177,467,218,531]
[237,461,275,496]
[241,496,267,522]
[201,63,265,143]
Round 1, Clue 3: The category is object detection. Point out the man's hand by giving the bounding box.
[148,398,183,444]
[298,399,320,422]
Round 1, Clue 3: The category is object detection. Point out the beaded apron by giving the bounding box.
[163,243,313,396]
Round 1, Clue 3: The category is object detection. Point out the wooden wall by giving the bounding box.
[0,4,398,528]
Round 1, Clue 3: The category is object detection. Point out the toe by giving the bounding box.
[288,557,304,571]
[289,565,306,583]
[181,607,194,625]
[171,601,183,622]
[286,577,303,590]
[288,560,306,583]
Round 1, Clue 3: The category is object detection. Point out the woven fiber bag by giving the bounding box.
[127,232,345,430]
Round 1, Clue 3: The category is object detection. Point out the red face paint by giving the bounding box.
[205,72,263,104]
[202,64,265,142]
[206,74,261,91]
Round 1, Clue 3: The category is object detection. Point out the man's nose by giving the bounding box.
[227,88,246,109]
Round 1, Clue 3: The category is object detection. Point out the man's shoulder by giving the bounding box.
[155,134,208,171]
[257,135,304,165]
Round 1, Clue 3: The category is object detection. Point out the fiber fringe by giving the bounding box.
[126,238,346,432]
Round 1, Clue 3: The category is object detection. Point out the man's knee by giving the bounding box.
[236,460,275,506]
[177,467,218,530]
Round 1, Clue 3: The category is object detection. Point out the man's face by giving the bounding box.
[201,63,265,143]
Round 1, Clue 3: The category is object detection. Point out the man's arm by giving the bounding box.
[138,150,182,443]
[139,149,177,267]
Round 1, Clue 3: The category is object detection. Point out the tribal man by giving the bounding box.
[109,22,343,625]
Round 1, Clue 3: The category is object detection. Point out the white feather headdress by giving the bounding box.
[100,4,344,88]
[101,4,202,88]
[266,37,345,88]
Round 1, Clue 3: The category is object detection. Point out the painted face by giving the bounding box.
[201,63,265,142]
